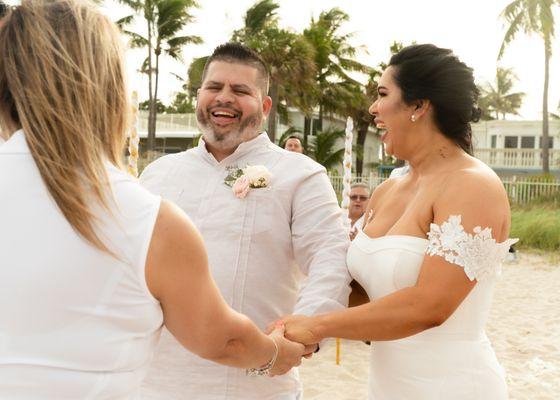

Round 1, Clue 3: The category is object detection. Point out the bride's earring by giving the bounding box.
[410,115,416,122]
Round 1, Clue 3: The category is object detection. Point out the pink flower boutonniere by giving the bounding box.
[224,165,272,199]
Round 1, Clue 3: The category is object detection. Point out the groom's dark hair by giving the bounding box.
[201,42,270,96]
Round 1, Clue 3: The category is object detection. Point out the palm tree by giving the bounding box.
[307,128,345,170]
[186,56,208,99]
[479,67,525,119]
[499,0,560,173]
[117,0,202,152]
[477,88,497,121]
[337,71,380,174]
[232,0,317,142]
[302,8,370,147]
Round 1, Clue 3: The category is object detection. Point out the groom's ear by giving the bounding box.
[262,96,272,118]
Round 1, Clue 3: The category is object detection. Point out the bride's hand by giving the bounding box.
[268,323,307,376]
[281,315,321,346]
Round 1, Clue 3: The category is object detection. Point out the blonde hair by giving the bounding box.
[0,0,129,253]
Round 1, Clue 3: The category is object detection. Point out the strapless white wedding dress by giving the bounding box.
[347,215,517,400]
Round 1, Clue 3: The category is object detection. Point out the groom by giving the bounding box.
[140,42,351,399]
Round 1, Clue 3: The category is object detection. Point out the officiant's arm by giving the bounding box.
[291,166,352,318]
[283,173,510,343]
[146,200,307,374]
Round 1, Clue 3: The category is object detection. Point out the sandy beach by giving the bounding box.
[299,252,560,400]
[143,252,559,399]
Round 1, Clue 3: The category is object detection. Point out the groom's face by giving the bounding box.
[196,61,272,151]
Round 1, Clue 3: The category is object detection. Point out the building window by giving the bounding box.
[504,136,518,149]
[491,135,497,148]
[521,136,535,149]
[539,136,554,149]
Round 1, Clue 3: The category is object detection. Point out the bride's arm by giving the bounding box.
[283,171,511,344]
[146,200,307,374]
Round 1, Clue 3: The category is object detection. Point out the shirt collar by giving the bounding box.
[197,132,272,166]
[0,129,29,154]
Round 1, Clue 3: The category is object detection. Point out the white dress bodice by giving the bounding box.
[347,220,514,400]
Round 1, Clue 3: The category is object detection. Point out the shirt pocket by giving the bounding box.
[248,188,277,234]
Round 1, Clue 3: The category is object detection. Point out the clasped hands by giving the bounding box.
[265,315,320,376]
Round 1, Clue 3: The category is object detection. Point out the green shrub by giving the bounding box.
[510,205,560,252]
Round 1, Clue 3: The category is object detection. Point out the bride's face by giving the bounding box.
[369,67,416,159]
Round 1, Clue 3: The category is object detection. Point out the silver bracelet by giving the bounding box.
[246,338,279,377]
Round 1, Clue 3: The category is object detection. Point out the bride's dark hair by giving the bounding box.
[389,44,480,155]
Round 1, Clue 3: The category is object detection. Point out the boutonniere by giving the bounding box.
[224,165,272,199]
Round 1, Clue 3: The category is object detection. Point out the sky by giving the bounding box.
[12,0,560,120]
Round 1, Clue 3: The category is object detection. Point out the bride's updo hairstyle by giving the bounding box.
[389,44,480,155]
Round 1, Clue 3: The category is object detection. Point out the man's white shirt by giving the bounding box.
[140,133,351,399]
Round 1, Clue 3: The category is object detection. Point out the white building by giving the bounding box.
[472,120,560,175]
[137,112,559,176]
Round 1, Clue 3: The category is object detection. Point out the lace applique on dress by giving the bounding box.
[426,215,519,281]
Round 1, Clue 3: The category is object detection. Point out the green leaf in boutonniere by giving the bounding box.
[224,166,244,188]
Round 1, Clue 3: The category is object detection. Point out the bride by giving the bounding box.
[280,44,517,399]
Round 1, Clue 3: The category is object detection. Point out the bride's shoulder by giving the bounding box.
[370,176,399,201]
[442,161,505,199]
[432,161,510,242]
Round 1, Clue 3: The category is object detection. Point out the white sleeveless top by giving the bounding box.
[0,131,164,399]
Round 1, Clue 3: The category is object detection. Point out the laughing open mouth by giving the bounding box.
[210,108,240,120]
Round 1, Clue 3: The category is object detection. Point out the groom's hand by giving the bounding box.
[268,323,307,376]
[280,315,321,347]
[266,318,319,359]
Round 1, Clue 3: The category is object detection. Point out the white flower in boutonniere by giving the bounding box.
[224,165,272,199]
[243,165,271,188]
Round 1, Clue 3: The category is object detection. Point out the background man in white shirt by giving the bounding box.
[140,42,351,400]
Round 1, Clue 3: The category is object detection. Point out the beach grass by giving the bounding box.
[510,204,560,253]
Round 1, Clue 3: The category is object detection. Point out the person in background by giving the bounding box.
[284,135,304,154]
[0,2,305,398]
[348,182,370,238]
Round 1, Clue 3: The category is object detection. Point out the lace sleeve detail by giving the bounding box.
[426,215,519,281]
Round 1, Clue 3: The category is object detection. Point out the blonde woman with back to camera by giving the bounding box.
[0,1,307,398]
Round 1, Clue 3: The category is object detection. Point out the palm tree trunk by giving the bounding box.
[267,81,279,143]
[318,103,323,133]
[542,45,550,174]
[303,116,311,150]
[356,121,368,175]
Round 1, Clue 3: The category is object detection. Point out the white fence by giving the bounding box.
[502,176,560,205]
[328,173,560,205]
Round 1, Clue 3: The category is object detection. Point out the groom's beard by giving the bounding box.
[197,105,264,152]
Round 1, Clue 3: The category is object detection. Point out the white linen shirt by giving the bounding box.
[140,133,351,399]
